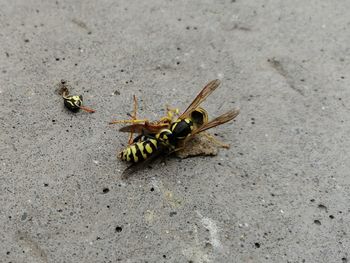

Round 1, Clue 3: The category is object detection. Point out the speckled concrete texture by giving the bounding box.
[1,0,350,262]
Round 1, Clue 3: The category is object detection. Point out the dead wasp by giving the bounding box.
[110,79,239,176]
[58,80,95,113]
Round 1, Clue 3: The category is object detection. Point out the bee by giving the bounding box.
[58,80,95,113]
[111,79,239,176]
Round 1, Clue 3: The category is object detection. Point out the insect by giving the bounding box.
[58,80,95,113]
[110,95,176,145]
[111,79,239,176]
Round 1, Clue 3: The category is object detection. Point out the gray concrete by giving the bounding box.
[1,0,350,262]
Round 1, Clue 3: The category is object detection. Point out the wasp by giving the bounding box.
[110,79,239,176]
[58,80,95,113]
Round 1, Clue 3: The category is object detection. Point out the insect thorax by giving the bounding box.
[170,119,193,140]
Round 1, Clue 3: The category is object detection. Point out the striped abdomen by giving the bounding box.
[119,138,158,163]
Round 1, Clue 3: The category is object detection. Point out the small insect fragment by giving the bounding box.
[58,80,95,113]
[64,94,83,112]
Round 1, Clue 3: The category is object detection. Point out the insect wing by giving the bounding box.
[118,123,168,134]
[119,124,150,133]
[191,108,240,135]
[178,79,221,119]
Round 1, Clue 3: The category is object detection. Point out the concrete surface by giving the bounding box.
[1,0,350,262]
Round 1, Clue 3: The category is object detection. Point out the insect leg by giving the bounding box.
[109,119,149,124]
[166,105,180,121]
[157,105,180,124]
[128,95,138,144]
[109,96,149,126]
[79,105,96,113]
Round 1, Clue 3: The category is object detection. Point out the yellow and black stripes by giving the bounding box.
[155,129,173,144]
[63,95,83,112]
[120,118,194,163]
[169,118,193,140]
[120,138,158,163]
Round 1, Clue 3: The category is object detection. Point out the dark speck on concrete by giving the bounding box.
[169,211,177,217]
[317,204,327,211]
[21,212,27,221]
[314,220,321,225]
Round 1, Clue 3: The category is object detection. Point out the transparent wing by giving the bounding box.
[178,79,221,119]
[191,108,240,136]
[118,123,169,134]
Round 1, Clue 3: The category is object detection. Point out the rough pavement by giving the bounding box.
[1,0,350,262]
